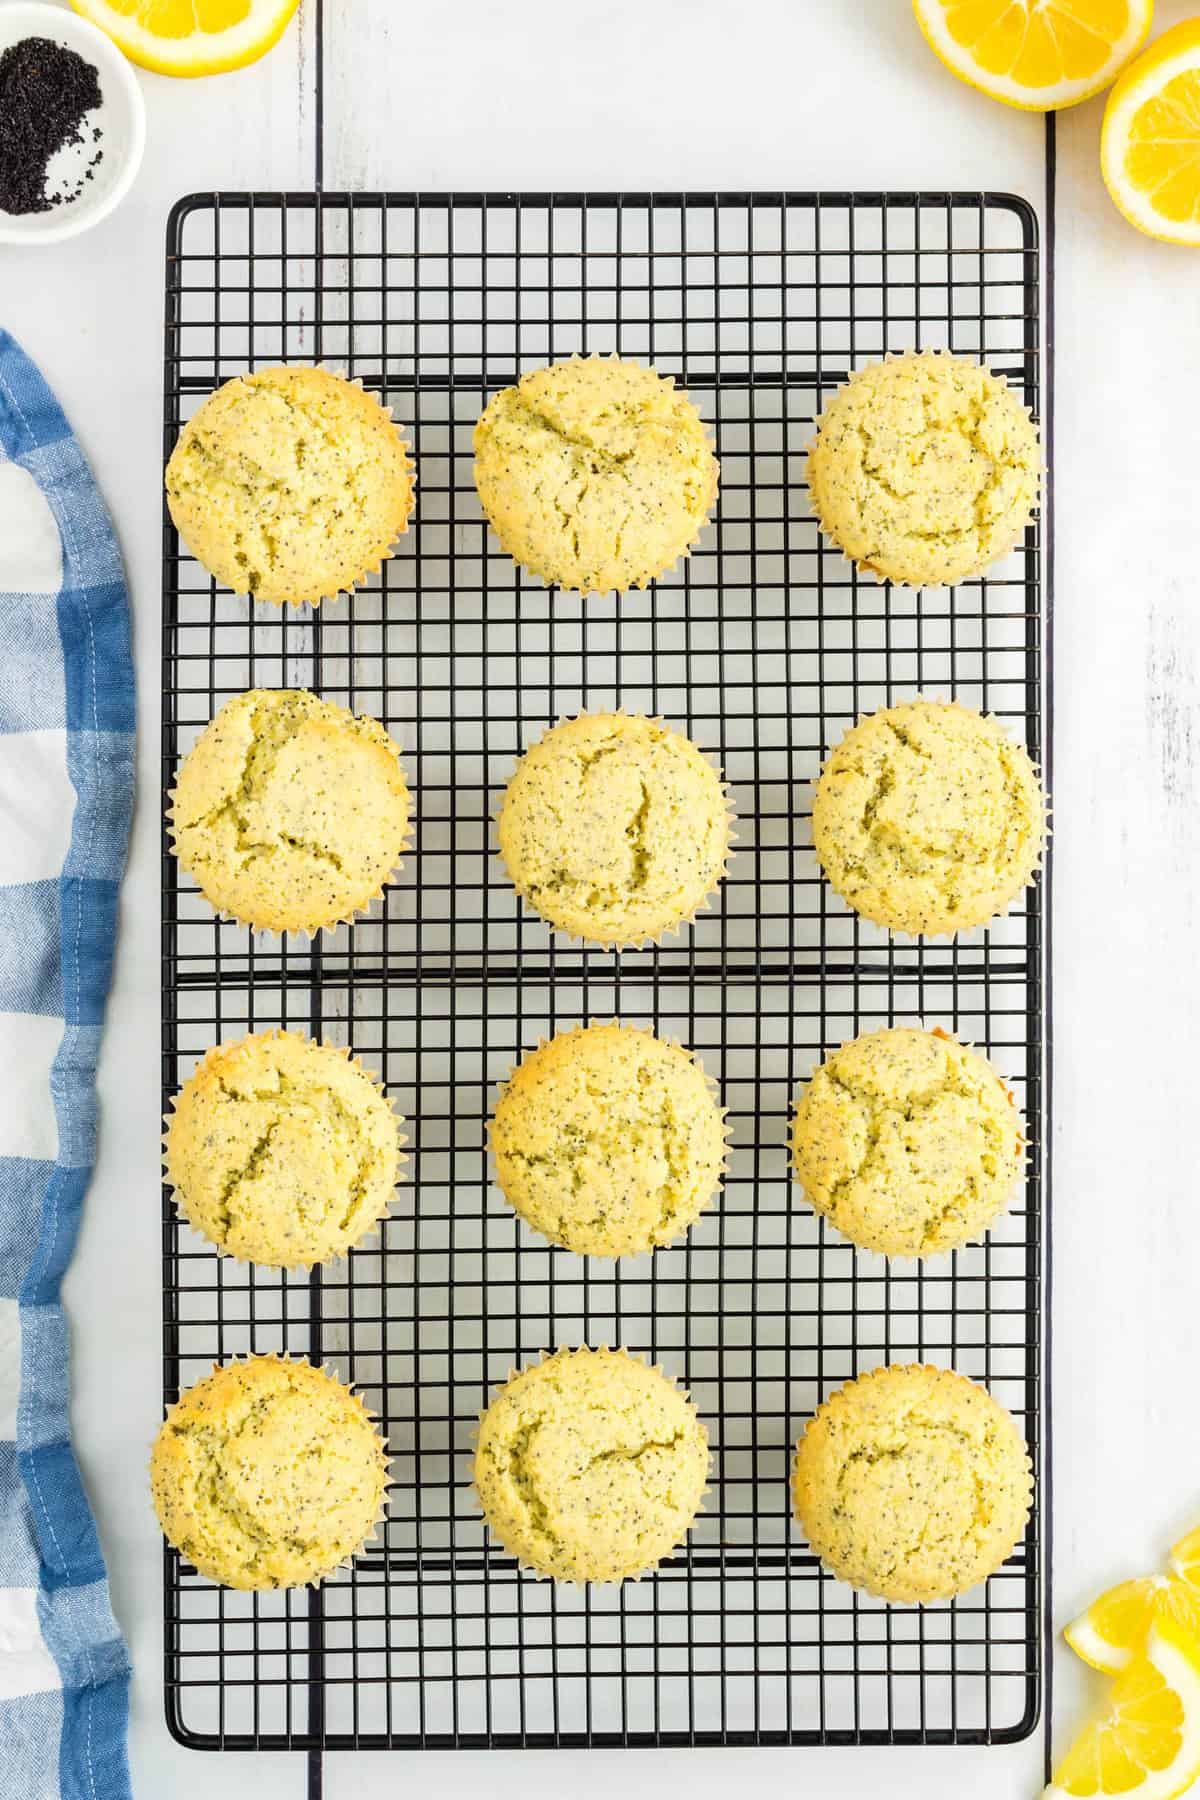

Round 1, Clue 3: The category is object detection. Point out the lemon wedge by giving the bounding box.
[72,0,299,77]
[913,0,1154,111]
[1066,1577,1200,1673]
[1103,19,1200,244]
[1171,1526,1200,1587]
[1046,1615,1200,1800]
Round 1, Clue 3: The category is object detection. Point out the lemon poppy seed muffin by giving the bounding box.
[170,688,411,934]
[807,351,1040,587]
[491,1023,725,1257]
[812,699,1044,935]
[474,1347,709,1582]
[165,1030,404,1268]
[150,1356,389,1590]
[790,1027,1023,1258]
[166,365,414,606]
[792,1363,1032,1603]
[498,712,731,947]
[474,357,718,594]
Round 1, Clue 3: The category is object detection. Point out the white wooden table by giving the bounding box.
[6,1,1200,1793]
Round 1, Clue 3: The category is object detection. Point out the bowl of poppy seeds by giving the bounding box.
[0,3,145,245]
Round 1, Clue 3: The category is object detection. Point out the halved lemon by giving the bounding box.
[913,0,1155,111]
[1066,1577,1200,1673]
[72,0,299,77]
[1046,1615,1200,1800]
[1170,1525,1200,1586]
[1103,19,1200,243]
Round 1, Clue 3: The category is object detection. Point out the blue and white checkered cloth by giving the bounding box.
[0,332,134,1800]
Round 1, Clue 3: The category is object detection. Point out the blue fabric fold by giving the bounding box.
[0,329,134,1800]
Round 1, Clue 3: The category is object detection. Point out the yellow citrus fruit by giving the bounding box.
[1066,1577,1200,1673]
[913,0,1154,111]
[1046,1615,1200,1800]
[1103,19,1200,244]
[71,0,299,77]
[1170,1525,1200,1586]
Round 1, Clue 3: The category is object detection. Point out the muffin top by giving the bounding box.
[792,1363,1032,1604]
[498,711,731,947]
[150,1356,388,1590]
[474,1347,709,1583]
[170,688,411,934]
[807,351,1040,587]
[812,699,1044,935]
[166,1030,404,1268]
[166,365,414,607]
[474,357,718,595]
[790,1027,1023,1258]
[491,1023,725,1257]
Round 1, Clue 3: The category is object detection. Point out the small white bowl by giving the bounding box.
[0,3,146,245]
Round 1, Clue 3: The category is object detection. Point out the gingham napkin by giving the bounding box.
[0,332,133,1800]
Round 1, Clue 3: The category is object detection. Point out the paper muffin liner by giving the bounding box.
[805,348,1045,591]
[494,707,737,952]
[312,1357,393,1586]
[151,1352,392,1591]
[486,1019,731,1259]
[168,364,416,612]
[163,1028,407,1272]
[789,1360,1034,1604]
[166,688,414,938]
[786,1019,1029,1259]
[475,353,720,599]
[810,694,1049,942]
[471,1344,711,1586]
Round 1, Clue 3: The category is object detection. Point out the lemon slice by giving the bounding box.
[1102,19,1200,243]
[913,0,1154,111]
[1171,1526,1200,1587]
[1066,1577,1200,1673]
[72,0,299,77]
[1046,1616,1200,1800]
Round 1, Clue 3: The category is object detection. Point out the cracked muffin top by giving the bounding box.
[150,1356,389,1590]
[497,711,732,947]
[474,1347,709,1582]
[491,1023,726,1257]
[165,1029,404,1269]
[811,699,1045,936]
[166,365,414,607]
[170,688,411,934]
[806,350,1040,587]
[790,1026,1023,1258]
[473,356,718,595]
[791,1362,1032,1603]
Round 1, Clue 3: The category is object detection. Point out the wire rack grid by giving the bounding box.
[161,189,1048,1755]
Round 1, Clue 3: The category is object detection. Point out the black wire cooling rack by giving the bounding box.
[161,190,1048,1759]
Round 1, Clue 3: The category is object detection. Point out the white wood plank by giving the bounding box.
[320,0,1045,198]
[1047,0,1200,1764]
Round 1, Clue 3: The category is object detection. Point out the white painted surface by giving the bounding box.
[1049,0,1200,1753]
[1,0,1197,1795]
